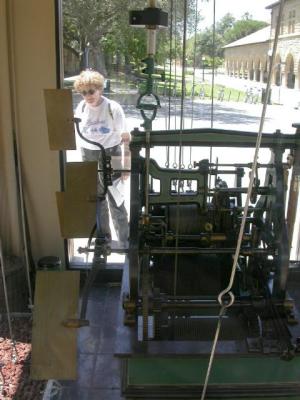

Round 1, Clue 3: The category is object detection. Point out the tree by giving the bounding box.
[223,13,268,44]
[186,13,234,66]
[63,0,136,74]
[186,12,268,67]
[63,0,200,75]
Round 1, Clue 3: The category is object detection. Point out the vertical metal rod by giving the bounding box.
[147,0,157,55]
[168,0,173,132]
[165,0,173,168]
[210,0,216,129]
[173,0,188,296]
[145,132,151,216]
[174,0,177,131]
[190,0,198,129]
[208,0,216,192]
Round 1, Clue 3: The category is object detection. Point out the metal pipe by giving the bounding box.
[148,247,274,255]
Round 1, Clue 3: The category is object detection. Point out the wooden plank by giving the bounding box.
[56,192,96,238]
[30,271,80,380]
[66,161,98,199]
[44,89,76,150]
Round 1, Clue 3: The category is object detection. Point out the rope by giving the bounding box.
[200,1,286,398]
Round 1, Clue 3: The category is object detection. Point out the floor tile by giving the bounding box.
[87,388,124,399]
[92,355,121,389]
[78,325,102,354]
[89,305,113,328]
[77,353,96,388]
[60,385,90,400]
[97,326,116,354]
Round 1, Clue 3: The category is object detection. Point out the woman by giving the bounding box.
[74,69,130,248]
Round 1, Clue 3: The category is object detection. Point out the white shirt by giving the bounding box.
[75,96,127,150]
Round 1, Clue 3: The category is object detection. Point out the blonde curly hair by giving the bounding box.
[74,70,104,92]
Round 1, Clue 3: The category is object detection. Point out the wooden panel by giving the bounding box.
[56,192,96,238]
[66,161,98,199]
[30,271,80,380]
[44,89,76,150]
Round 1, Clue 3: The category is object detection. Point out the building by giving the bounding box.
[224,0,300,89]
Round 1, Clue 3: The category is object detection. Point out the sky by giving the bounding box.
[198,0,273,27]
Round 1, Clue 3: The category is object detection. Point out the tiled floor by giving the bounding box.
[58,282,124,400]
[51,265,300,400]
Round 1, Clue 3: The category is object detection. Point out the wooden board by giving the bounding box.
[30,271,80,380]
[66,161,98,199]
[44,89,76,150]
[56,191,96,238]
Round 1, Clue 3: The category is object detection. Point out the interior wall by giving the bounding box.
[0,0,21,255]
[0,0,64,263]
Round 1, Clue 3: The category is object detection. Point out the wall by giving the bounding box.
[0,0,21,254]
[0,0,64,263]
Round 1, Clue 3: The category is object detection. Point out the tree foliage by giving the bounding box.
[186,12,268,68]
[63,0,132,72]
[223,13,268,44]
[63,1,267,75]
[63,0,200,75]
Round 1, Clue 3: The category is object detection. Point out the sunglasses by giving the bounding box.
[80,89,97,96]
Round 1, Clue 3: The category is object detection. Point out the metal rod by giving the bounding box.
[210,0,216,129]
[173,0,188,297]
[148,247,274,255]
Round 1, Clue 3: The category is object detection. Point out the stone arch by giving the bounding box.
[237,60,243,78]
[231,59,235,76]
[285,53,295,89]
[226,59,230,74]
[254,59,261,82]
[298,59,300,89]
[242,60,248,79]
[249,60,254,81]
[274,54,282,86]
[262,56,268,83]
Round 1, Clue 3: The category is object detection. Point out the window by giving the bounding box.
[288,9,296,34]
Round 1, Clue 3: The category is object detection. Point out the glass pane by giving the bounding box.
[62,0,300,265]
